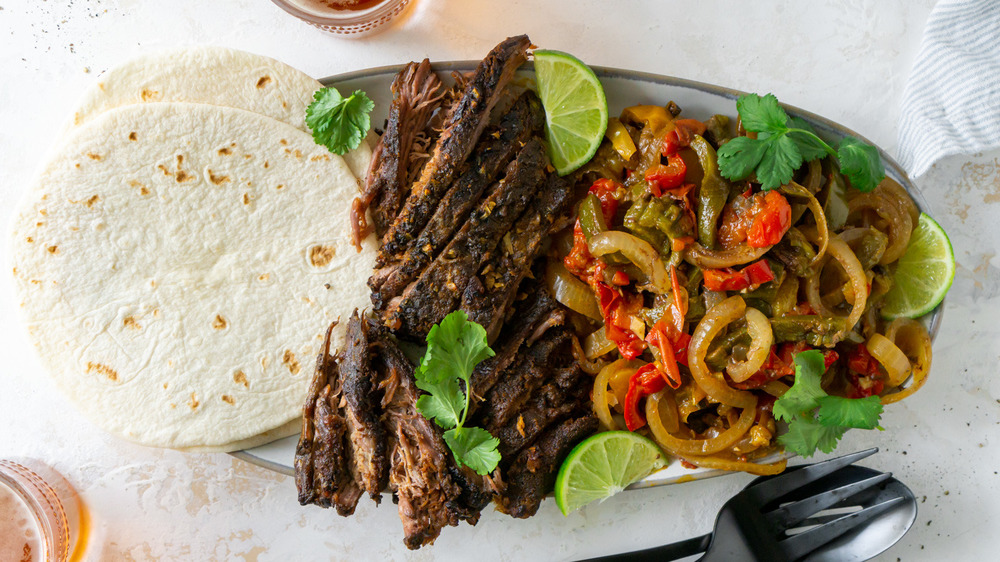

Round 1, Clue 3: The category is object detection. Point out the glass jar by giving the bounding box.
[0,459,87,562]
[270,0,412,35]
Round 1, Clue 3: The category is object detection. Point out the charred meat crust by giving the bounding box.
[461,174,573,342]
[384,138,547,338]
[353,60,445,246]
[370,323,463,549]
[294,322,364,516]
[496,414,599,519]
[376,35,532,267]
[341,312,390,503]
[469,286,560,401]
[369,92,545,308]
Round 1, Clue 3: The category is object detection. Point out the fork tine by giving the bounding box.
[747,448,878,503]
[765,472,893,529]
[778,496,906,560]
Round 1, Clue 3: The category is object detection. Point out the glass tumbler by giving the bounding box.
[270,0,412,35]
[0,459,87,562]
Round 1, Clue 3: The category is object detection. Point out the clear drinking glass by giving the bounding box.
[0,459,87,562]
[270,0,412,35]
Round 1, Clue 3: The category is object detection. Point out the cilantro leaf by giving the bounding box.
[415,385,464,429]
[756,134,802,189]
[444,427,502,475]
[305,87,374,155]
[736,93,789,133]
[717,136,769,181]
[838,136,885,193]
[717,93,885,194]
[779,416,849,458]
[414,311,500,474]
[816,395,884,430]
[787,117,831,161]
[773,350,828,422]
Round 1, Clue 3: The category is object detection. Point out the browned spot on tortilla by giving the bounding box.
[39,209,47,216]
[263,161,269,169]
[87,362,118,382]
[234,371,249,388]
[74,113,83,125]
[282,350,300,375]
[128,132,138,141]
[276,184,285,190]
[87,153,102,161]
[308,245,335,267]
[256,75,272,88]
[279,139,288,146]
[47,245,58,254]
[188,393,199,410]
[212,315,227,330]
[140,187,150,195]
[153,307,160,316]
[176,155,184,165]
[124,316,140,330]
[221,395,236,405]
[310,154,330,162]
[141,88,159,101]
[163,383,168,389]
[244,154,253,160]
[208,170,231,185]
[36,222,43,227]
[30,279,40,285]
[85,195,99,207]
[74,163,81,169]
[218,147,232,155]
[260,355,270,369]
[258,273,270,281]
[128,179,145,190]
[175,170,192,183]
[170,403,176,409]
[157,165,171,176]
[25,237,33,243]
[242,193,251,205]
[282,101,288,109]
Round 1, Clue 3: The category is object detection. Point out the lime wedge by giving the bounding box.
[882,212,955,319]
[533,50,608,176]
[554,431,666,515]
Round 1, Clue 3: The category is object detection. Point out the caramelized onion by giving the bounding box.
[687,296,757,408]
[848,191,912,264]
[866,333,911,388]
[646,394,758,455]
[675,454,788,476]
[880,318,932,404]
[545,261,601,320]
[683,241,771,269]
[726,308,773,382]
[583,326,617,360]
[588,231,670,293]
[785,181,829,265]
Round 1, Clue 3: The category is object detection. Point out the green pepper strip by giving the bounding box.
[578,193,608,241]
[690,135,730,250]
[770,316,850,347]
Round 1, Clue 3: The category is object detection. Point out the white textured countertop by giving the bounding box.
[3,0,999,560]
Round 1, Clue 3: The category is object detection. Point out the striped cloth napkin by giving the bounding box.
[897,0,1000,177]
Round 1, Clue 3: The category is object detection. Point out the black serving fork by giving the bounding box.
[583,448,913,561]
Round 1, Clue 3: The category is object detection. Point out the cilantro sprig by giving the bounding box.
[415,311,501,475]
[717,93,885,192]
[774,350,884,457]
[305,87,374,155]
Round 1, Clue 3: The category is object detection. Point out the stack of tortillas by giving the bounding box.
[9,47,375,452]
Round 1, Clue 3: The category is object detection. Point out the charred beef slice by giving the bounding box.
[376,35,531,268]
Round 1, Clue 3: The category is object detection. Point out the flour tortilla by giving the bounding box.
[68,46,372,179]
[10,102,376,451]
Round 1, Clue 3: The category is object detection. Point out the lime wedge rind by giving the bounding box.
[554,431,666,516]
[533,49,608,176]
[882,212,955,319]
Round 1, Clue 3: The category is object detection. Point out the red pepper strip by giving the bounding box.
[596,282,646,360]
[746,190,792,248]
[702,259,775,292]
[660,119,707,156]
[611,270,630,286]
[624,364,668,431]
[645,154,687,197]
[645,324,681,390]
[847,344,880,376]
[848,374,884,399]
[589,178,621,225]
